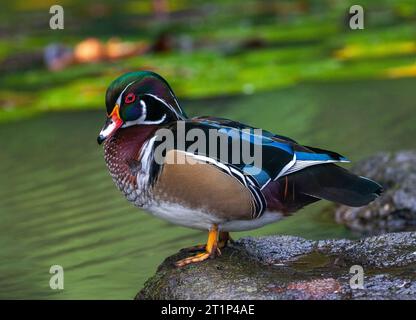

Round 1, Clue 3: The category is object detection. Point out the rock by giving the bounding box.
[335,151,416,234]
[137,232,416,300]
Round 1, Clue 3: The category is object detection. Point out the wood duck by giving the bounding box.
[97,71,382,267]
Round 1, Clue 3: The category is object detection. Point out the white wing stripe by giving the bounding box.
[274,153,297,180]
[284,159,342,176]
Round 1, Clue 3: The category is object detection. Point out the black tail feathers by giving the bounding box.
[286,163,383,207]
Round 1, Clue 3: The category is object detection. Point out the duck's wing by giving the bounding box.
[185,117,349,185]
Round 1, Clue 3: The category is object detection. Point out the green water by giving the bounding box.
[1,78,416,299]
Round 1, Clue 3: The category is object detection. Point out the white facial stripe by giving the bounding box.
[140,99,147,111]
[122,114,167,127]
[144,93,184,119]
[142,114,167,125]
[122,99,167,127]
[116,80,137,106]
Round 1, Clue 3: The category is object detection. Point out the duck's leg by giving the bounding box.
[175,224,219,267]
[183,231,231,253]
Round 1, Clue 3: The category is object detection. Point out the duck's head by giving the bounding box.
[97,71,186,144]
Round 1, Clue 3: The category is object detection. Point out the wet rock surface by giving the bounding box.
[137,232,416,300]
[335,151,416,234]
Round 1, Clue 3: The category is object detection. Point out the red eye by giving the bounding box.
[124,93,136,104]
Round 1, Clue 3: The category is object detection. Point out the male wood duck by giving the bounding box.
[97,71,382,267]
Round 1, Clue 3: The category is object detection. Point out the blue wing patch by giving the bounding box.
[295,151,349,162]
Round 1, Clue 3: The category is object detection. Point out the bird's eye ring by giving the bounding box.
[124,93,136,104]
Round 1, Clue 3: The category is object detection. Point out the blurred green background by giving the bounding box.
[1,0,416,299]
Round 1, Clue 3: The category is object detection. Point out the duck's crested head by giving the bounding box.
[98,71,186,145]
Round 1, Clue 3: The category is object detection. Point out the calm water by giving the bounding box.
[1,79,416,299]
